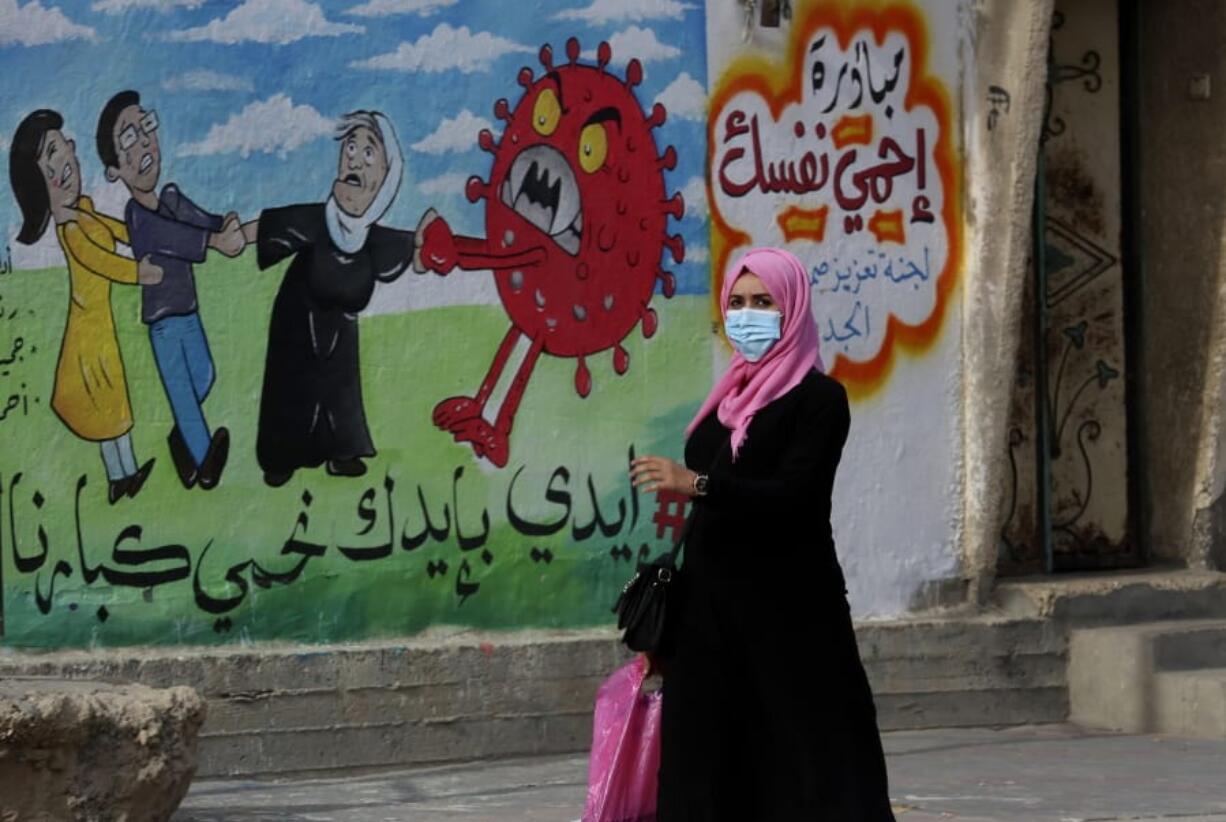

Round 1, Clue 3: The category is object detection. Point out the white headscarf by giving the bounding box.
[325,111,403,254]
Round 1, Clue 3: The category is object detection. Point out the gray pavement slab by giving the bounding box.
[175,724,1226,821]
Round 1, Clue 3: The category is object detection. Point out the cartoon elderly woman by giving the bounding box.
[240,110,415,487]
[8,109,162,503]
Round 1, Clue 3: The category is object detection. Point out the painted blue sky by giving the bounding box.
[0,0,710,292]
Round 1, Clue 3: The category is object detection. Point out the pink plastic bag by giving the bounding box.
[582,656,662,822]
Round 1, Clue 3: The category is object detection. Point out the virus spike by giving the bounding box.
[566,37,581,64]
[646,103,667,129]
[465,176,490,204]
[597,41,612,68]
[478,129,497,154]
[539,44,554,72]
[613,345,629,375]
[575,357,592,398]
[640,306,659,339]
[518,67,535,88]
[658,270,677,299]
[625,58,643,88]
[664,234,685,263]
[494,98,512,122]
[662,192,684,221]
[656,146,677,171]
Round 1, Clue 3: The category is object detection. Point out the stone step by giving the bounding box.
[1069,619,1226,736]
[1153,624,1226,670]
[995,569,1226,625]
[0,617,1070,777]
[1152,668,1226,738]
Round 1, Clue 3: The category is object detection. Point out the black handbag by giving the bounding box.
[612,514,693,653]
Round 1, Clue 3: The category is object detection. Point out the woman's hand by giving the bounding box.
[630,455,697,496]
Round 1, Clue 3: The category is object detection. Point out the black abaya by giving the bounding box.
[254,204,413,475]
[657,369,896,822]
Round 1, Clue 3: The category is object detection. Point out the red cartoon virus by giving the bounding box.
[418,36,684,467]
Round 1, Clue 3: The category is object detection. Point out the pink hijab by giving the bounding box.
[685,247,823,460]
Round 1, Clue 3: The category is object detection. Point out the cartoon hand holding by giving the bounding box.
[209,213,245,258]
[413,208,458,275]
[137,254,164,285]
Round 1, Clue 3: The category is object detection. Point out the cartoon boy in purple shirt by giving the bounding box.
[97,90,245,490]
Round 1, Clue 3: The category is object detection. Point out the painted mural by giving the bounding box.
[708,0,959,399]
[0,0,709,647]
[704,0,967,615]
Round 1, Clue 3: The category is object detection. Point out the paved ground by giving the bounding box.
[175,724,1226,821]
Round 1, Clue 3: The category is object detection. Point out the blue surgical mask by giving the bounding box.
[725,308,781,362]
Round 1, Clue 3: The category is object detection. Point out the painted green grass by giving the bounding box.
[0,250,710,648]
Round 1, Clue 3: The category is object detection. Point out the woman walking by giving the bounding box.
[631,247,896,820]
[9,109,161,503]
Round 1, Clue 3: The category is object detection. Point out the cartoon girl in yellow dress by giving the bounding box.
[8,109,162,503]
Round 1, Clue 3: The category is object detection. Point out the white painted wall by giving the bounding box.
[704,0,971,616]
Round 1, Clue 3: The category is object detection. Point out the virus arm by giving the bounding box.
[413,208,544,275]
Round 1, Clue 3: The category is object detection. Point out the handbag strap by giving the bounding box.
[667,438,730,564]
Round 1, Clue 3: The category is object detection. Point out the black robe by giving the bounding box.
[658,369,896,821]
[255,204,412,475]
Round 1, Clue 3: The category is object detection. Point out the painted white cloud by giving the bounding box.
[177,95,334,159]
[86,174,132,225]
[0,0,96,46]
[345,0,455,17]
[654,71,705,121]
[681,176,707,220]
[553,0,695,24]
[416,173,471,196]
[352,23,532,74]
[164,0,362,45]
[686,243,709,263]
[161,69,254,92]
[583,26,679,65]
[8,229,63,269]
[92,0,202,13]
[410,110,493,156]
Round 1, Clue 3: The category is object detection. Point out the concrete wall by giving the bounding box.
[1137,2,1226,571]
[705,0,971,616]
[0,0,1069,653]
[702,0,1054,611]
[0,619,1068,777]
[956,0,1052,597]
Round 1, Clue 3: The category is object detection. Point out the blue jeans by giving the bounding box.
[149,313,214,466]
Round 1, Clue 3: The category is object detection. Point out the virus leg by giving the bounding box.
[432,325,522,430]
[486,334,546,462]
[444,333,544,468]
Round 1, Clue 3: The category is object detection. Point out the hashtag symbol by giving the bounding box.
[652,490,689,542]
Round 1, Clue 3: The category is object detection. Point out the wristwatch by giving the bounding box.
[692,473,710,496]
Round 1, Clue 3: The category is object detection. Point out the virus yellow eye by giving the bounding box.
[532,88,561,136]
[578,122,608,174]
